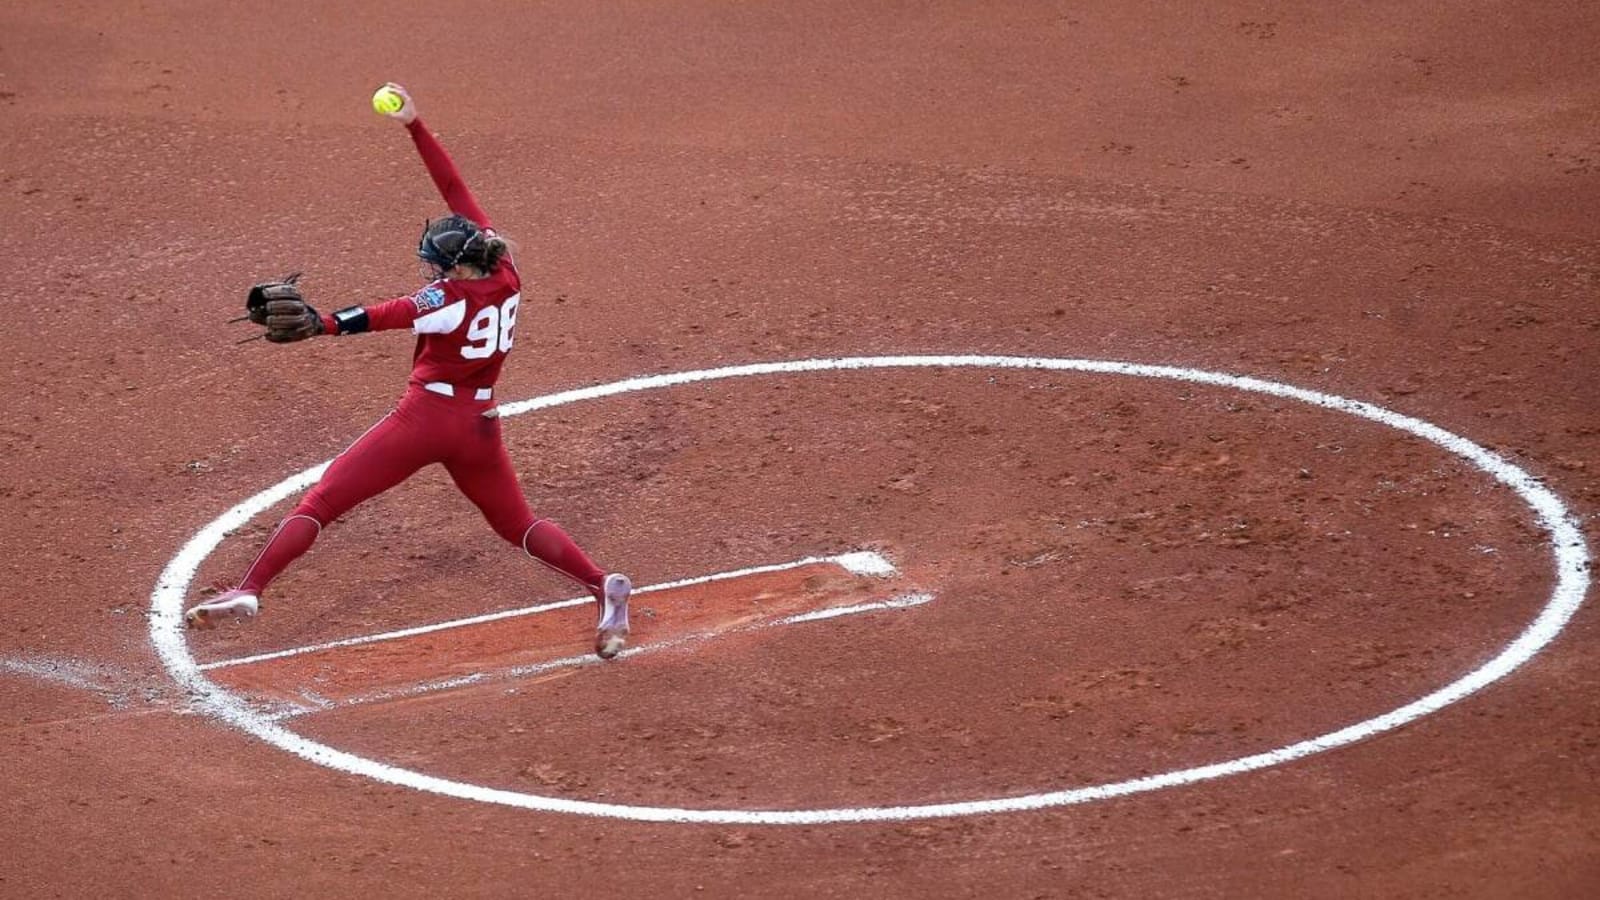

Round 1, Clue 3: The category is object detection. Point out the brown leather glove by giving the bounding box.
[244,274,323,343]
[263,294,324,343]
[245,272,301,325]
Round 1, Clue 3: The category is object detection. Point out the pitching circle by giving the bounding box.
[149,355,1591,825]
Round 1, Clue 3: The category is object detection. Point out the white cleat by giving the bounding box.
[595,573,631,660]
[185,590,259,630]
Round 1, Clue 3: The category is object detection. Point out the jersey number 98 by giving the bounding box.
[462,294,519,359]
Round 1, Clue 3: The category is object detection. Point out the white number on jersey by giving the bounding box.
[461,294,520,359]
[498,293,518,352]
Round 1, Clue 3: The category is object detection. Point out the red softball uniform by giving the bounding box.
[234,117,606,601]
[319,119,520,397]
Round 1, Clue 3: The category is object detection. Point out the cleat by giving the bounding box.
[594,573,631,659]
[185,590,259,630]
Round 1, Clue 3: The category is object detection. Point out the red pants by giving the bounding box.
[238,385,606,598]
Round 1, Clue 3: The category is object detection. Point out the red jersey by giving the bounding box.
[363,260,521,393]
[323,117,520,396]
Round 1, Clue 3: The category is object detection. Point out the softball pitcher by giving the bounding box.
[185,84,631,660]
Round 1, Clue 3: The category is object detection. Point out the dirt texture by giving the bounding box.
[1,1,1597,898]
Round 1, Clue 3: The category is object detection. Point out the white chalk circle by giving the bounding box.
[148,356,1591,824]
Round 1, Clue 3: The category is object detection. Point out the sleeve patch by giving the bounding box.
[411,285,448,314]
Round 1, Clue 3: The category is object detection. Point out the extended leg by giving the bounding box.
[443,436,606,595]
[187,410,435,629]
[444,429,630,659]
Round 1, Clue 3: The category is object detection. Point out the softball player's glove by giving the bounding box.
[245,273,323,343]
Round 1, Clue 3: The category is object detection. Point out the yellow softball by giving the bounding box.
[371,86,404,116]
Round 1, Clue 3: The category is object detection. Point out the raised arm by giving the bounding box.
[407,118,492,228]
[377,83,493,228]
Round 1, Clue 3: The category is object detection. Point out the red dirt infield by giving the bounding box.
[2,2,1597,897]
